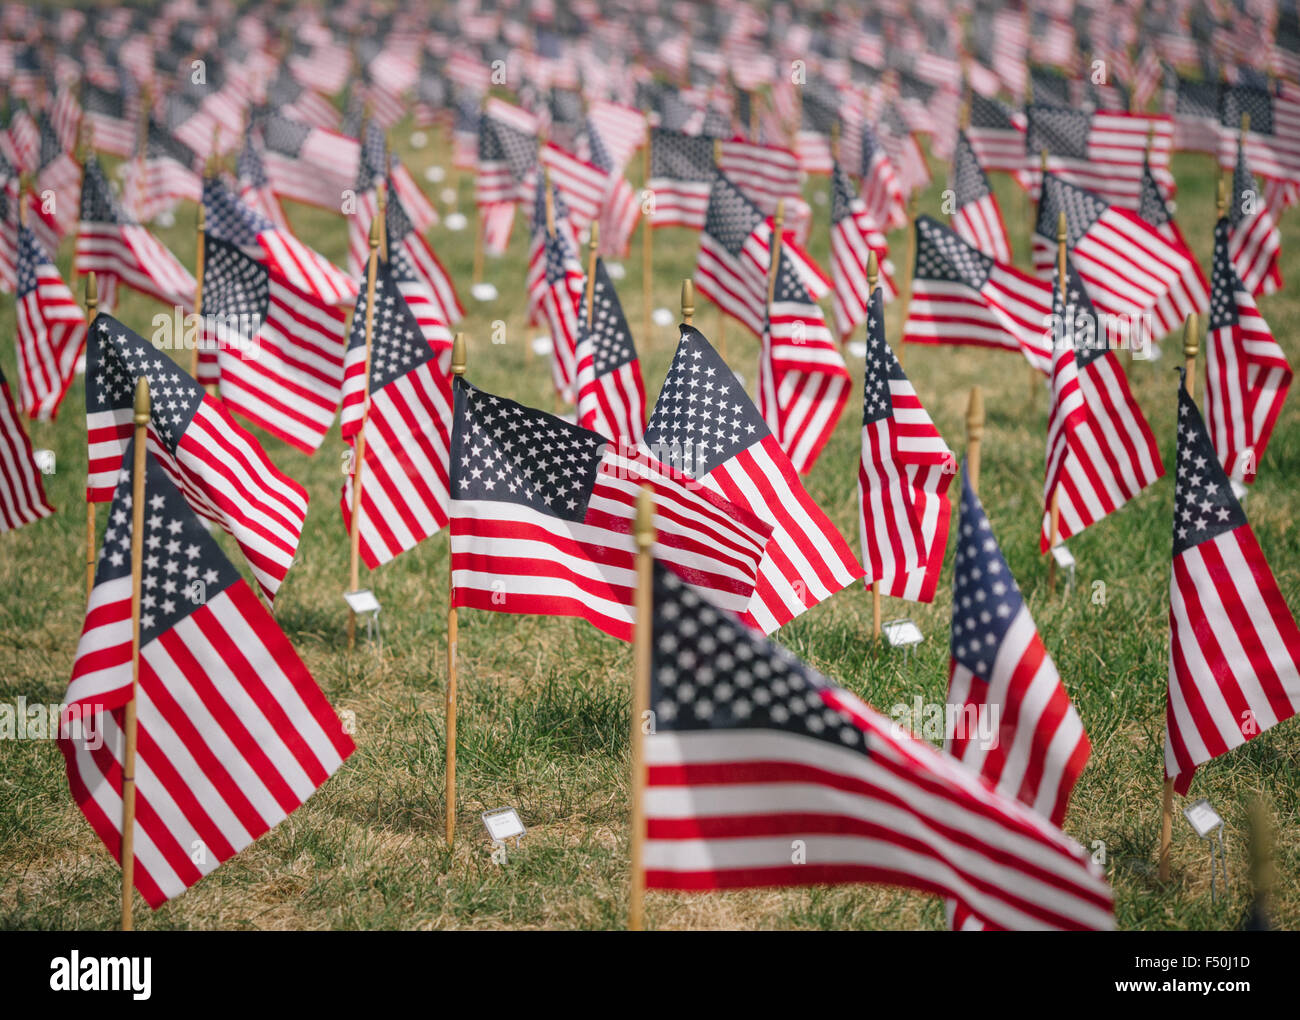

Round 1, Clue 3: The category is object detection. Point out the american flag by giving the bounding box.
[61,442,353,909]
[527,179,585,400]
[81,81,136,157]
[1042,258,1164,552]
[942,468,1092,930]
[1171,76,1223,154]
[0,361,53,533]
[1218,83,1300,191]
[0,173,17,293]
[648,128,715,229]
[758,254,850,476]
[85,314,308,603]
[236,134,290,233]
[201,236,347,453]
[34,115,80,242]
[125,118,202,223]
[694,170,769,337]
[857,286,954,604]
[1164,378,1300,795]
[1033,174,1209,342]
[1204,220,1293,486]
[204,175,356,309]
[476,96,538,207]
[1025,105,1175,208]
[575,254,645,445]
[1224,138,1283,298]
[849,121,907,232]
[642,326,863,633]
[267,69,339,131]
[950,130,1011,263]
[76,157,196,312]
[585,99,645,170]
[339,262,452,569]
[583,122,641,257]
[386,187,463,325]
[540,141,609,230]
[15,224,85,421]
[449,377,774,641]
[641,562,1114,930]
[258,112,358,212]
[830,161,896,340]
[716,138,800,217]
[905,216,1053,372]
[877,101,931,196]
[966,93,1029,173]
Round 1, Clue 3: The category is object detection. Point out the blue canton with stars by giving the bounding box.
[860,289,903,425]
[1173,376,1248,556]
[705,171,764,257]
[915,215,994,289]
[831,162,858,225]
[96,439,240,646]
[950,469,1024,683]
[1026,104,1090,160]
[80,157,133,226]
[578,256,637,375]
[642,326,769,477]
[203,175,272,248]
[952,130,993,206]
[650,563,869,754]
[1208,219,1243,332]
[201,236,269,332]
[348,262,434,391]
[1229,141,1259,229]
[1138,162,1171,228]
[385,184,416,248]
[1036,174,1108,247]
[650,128,714,184]
[87,314,203,452]
[1052,257,1108,367]
[450,378,606,523]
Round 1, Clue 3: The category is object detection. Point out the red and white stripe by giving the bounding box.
[953,192,1012,265]
[75,222,195,311]
[215,273,348,454]
[15,227,85,421]
[0,367,53,532]
[831,202,897,340]
[1030,112,1176,209]
[62,578,353,908]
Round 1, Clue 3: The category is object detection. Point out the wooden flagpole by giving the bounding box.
[376,177,388,260]
[965,385,984,497]
[1047,210,1066,594]
[84,272,99,603]
[681,279,694,327]
[346,214,381,651]
[586,221,599,326]
[867,250,882,640]
[1160,312,1199,883]
[642,131,653,343]
[447,332,467,847]
[628,483,655,931]
[766,198,786,308]
[121,375,151,931]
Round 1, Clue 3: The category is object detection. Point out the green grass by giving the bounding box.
[1,129,1298,930]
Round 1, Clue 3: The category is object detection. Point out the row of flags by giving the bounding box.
[0,0,1297,928]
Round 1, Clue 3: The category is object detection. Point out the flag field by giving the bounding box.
[2,131,1298,930]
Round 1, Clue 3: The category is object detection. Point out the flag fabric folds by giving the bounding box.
[575,254,645,445]
[61,441,353,908]
[642,562,1114,931]
[0,362,53,533]
[15,223,85,421]
[1164,379,1300,795]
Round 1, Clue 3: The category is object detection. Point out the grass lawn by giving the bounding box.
[1,127,1297,930]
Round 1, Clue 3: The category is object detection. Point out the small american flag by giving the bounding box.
[758,254,850,476]
[582,121,641,256]
[1033,174,1209,342]
[950,130,1011,263]
[81,81,136,157]
[386,187,463,326]
[204,175,356,309]
[476,97,538,209]
[857,286,954,603]
[905,215,1053,372]
[449,377,774,641]
[258,112,357,212]
[76,157,196,312]
[1164,377,1300,795]
[201,236,348,453]
[540,140,609,230]
[575,254,645,444]
[0,174,17,292]
[1225,138,1283,298]
[830,161,896,341]
[648,128,715,229]
[943,468,1092,929]
[1026,105,1176,208]
[1043,259,1165,551]
[642,562,1114,930]
[236,133,290,232]
[85,314,308,602]
[34,115,79,242]
[642,326,863,634]
[527,178,585,399]
[1204,220,1293,485]
[695,170,768,337]
[340,263,452,569]
[15,224,85,421]
[966,92,1028,173]
[584,100,645,170]
[1172,77,1223,155]
[125,118,201,223]
[0,361,53,533]
[62,441,353,908]
[1218,83,1300,192]
[716,138,801,217]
